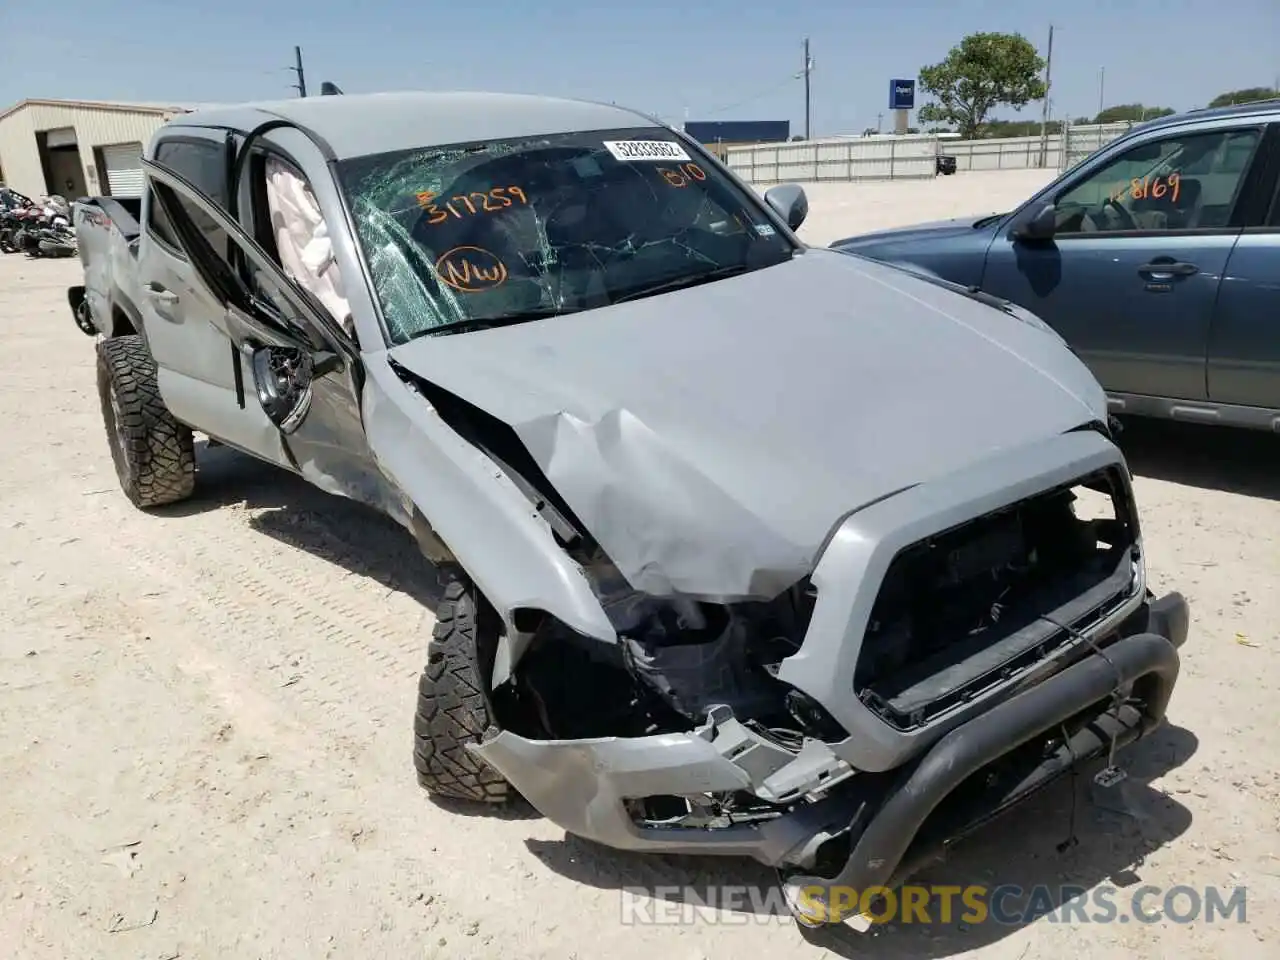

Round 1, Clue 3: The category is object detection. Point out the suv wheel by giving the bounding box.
[96,335,196,509]
[413,570,512,803]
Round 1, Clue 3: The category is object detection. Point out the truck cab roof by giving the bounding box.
[163,91,664,160]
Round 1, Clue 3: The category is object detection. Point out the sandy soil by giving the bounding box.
[2,170,1278,959]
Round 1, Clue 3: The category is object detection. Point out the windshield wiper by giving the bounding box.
[416,308,570,338]
[611,264,754,305]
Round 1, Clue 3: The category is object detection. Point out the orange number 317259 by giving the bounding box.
[415,186,529,225]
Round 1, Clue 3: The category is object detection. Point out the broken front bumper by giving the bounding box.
[470,592,1188,881]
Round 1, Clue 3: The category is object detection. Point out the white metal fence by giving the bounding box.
[723,122,1137,185]
[1058,122,1137,171]
[937,123,1136,174]
[723,135,939,184]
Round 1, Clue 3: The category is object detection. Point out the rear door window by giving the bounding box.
[148,137,231,258]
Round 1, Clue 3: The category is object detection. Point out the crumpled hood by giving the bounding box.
[830,214,1002,251]
[387,248,1107,600]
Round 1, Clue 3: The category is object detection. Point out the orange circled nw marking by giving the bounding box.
[435,245,509,293]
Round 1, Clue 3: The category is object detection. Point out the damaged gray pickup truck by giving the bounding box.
[68,91,1190,927]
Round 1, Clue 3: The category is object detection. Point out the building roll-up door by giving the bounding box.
[101,142,145,197]
[45,127,78,148]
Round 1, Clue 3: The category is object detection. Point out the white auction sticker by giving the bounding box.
[603,140,692,162]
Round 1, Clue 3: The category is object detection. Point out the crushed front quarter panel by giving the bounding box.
[361,352,616,643]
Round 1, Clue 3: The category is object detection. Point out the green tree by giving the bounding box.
[1208,87,1278,107]
[1095,103,1175,123]
[917,32,1047,139]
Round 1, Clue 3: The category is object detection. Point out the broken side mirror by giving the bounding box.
[764,183,808,231]
[1012,201,1057,242]
[248,344,326,434]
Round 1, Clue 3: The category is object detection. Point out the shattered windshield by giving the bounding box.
[336,126,795,344]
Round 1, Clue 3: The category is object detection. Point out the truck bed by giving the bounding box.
[72,196,146,338]
[77,196,143,241]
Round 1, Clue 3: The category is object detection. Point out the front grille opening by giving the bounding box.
[855,467,1137,731]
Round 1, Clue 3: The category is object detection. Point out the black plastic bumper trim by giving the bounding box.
[1148,590,1190,649]
[789,619,1183,908]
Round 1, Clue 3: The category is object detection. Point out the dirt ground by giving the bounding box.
[2,169,1278,959]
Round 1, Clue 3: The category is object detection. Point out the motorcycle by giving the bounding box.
[6,206,44,254]
[0,210,23,253]
[7,196,78,258]
[37,222,78,258]
[0,188,33,253]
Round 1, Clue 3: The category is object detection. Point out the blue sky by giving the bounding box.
[2,0,1276,135]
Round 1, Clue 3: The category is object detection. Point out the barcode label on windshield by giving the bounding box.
[603,140,691,162]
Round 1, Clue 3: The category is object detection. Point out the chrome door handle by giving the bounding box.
[1138,260,1197,279]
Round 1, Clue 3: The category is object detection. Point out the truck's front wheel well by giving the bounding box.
[111,306,137,338]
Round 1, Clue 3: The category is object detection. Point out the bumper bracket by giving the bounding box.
[785,617,1184,921]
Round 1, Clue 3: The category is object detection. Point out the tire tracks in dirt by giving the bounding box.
[83,497,423,769]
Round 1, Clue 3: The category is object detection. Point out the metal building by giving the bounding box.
[0,99,194,200]
[683,120,791,159]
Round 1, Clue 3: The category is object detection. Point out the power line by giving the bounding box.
[802,37,813,140]
[698,75,797,117]
[1038,24,1054,167]
[288,45,308,97]
[686,39,813,133]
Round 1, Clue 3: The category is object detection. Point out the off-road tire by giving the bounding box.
[96,335,196,509]
[413,571,512,803]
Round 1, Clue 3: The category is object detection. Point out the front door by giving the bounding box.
[137,132,273,444]
[143,158,402,517]
[981,124,1264,402]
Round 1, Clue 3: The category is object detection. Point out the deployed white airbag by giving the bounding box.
[264,156,353,336]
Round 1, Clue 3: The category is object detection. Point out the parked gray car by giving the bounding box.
[68,91,1188,928]
[832,100,1280,434]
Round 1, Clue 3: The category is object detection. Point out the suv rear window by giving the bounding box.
[148,138,230,257]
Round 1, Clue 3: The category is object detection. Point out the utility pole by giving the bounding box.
[802,37,813,139]
[289,45,308,97]
[1097,66,1105,119]
[1038,24,1054,167]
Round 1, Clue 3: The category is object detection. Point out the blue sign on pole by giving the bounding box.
[889,79,915,110]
